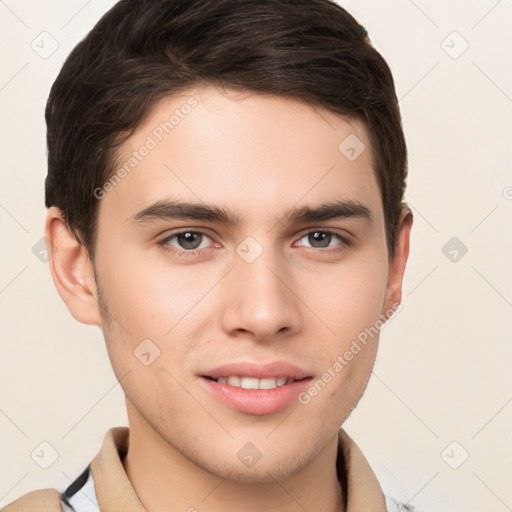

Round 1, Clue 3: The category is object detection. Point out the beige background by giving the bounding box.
[1,1,511,510]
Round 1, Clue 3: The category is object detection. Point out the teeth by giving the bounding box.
[241,377,259,389]
[214,376,293,389]
[227,376,241,387]
[258,378,278,389]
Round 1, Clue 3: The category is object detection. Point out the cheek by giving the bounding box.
[97,287,194,421]
[94,252,216,396]
[302,252,388,342]
[96,249,217,341]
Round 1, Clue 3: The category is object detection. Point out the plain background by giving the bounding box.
[1,1,511,510]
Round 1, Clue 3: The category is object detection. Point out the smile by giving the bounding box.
[204,376,303,389]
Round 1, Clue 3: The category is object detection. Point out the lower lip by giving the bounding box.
[199,377,312,415]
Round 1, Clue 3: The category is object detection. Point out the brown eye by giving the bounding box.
[307,231,332,248]
[175,231,204,250]
[158,230,214,255]
[299,230,348,250]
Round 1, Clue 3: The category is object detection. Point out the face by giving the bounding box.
[88,85,405,481]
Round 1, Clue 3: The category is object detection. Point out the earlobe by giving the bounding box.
[45,207,102,326]
[382,207,413,319]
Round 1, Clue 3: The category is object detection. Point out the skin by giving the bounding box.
[46,85,412,512]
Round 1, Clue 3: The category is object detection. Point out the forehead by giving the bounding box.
[100,85,383,227]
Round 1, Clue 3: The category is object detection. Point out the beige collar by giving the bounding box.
[90,426,387,512]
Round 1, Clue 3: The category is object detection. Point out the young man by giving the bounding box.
[3,0,413,510]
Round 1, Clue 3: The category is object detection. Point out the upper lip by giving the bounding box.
[200,361,311,380]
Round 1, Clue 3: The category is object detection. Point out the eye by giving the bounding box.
[158,230,214,256]
[297,230,350,252]
[157,228,350,259]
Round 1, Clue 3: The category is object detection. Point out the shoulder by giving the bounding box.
[1,465,96,512]
[1,488,64,511]
[374,462,437,512]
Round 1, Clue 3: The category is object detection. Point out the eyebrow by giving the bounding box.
[130,198,373,226]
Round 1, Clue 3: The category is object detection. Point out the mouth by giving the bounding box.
[202,375,308,389]
[198,362,313,415]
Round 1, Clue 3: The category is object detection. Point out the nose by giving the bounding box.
[220,244,301,342]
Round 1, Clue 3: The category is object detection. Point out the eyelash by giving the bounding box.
[156,229,351,258]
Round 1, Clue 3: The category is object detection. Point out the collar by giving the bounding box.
[90,426,387,512]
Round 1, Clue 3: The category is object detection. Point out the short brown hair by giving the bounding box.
[45,0,408,259]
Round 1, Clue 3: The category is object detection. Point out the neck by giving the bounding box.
[122,401,345,512]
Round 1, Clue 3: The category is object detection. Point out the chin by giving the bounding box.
[215,463,303,484]
[200,447,312,484]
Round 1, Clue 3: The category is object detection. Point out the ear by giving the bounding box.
[382,207,413,319]
[45,207,102,326]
